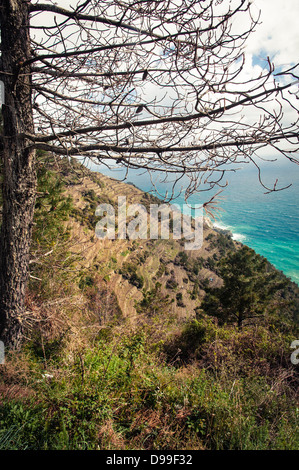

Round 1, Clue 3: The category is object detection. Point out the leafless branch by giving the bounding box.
[22,0,299,200]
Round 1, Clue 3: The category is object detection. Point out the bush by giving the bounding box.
[119,263,144,288]
[163,318,214,364]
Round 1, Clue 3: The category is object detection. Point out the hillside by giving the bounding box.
[58,159,232,320]
[57,156,299,325]
[0,154,298,450]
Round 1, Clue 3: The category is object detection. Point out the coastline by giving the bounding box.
[205,216,299,286]
[89,164,299,287]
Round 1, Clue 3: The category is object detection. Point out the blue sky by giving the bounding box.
[245,0,299,68]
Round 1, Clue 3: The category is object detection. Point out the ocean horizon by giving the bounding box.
[88,158,299,285]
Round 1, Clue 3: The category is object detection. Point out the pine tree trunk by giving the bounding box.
[0,0,36,349]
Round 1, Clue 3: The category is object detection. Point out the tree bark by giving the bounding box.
[0,0,36,349]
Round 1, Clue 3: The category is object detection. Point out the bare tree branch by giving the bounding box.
[15,0,299,199]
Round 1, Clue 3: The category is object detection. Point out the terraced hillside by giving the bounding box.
[57,157,238,323]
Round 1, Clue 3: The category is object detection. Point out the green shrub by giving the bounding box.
[119,263,144,288]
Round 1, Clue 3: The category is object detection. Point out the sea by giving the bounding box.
[88,158,299,285]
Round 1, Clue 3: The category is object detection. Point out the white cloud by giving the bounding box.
[32,1,298,68]
[245,0,299,68]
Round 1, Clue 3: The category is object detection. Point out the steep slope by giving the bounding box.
[43,156,297,329]
[57,158,236,321]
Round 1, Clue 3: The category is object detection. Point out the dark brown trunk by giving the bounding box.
[0,0,36,349]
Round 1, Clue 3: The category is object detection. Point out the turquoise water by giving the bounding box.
[182,163,299,285]
[89,159,299,285]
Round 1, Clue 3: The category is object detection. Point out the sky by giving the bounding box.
[31,0,299,67]
[1,0,298,105]
[245,0,299,68]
